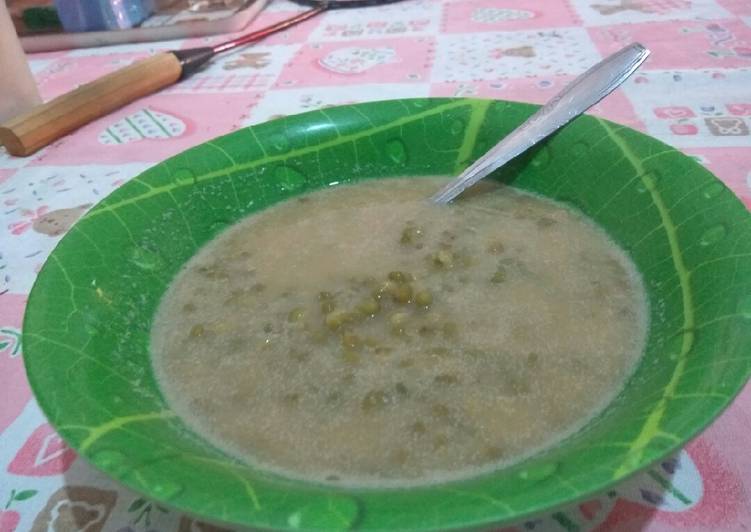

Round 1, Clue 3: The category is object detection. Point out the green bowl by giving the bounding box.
[23,98,751,530]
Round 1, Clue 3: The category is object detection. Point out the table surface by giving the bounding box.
[1,1,751,530]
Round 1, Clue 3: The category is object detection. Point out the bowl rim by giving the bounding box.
[22,97,751,531]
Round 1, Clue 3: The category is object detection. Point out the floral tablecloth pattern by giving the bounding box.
[1,1,750,530]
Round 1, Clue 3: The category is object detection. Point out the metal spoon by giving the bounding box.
[431,42,650,204]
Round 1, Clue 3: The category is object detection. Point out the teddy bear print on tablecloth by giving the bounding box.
[0,163,150,294]
[308,0,440,42]
[589,19,751,69]
[574,0,731,25]
[30,487,117,532]
[618,69,751,148]
[168,44,299,93]
[644,102,751,139]
[3,203,89,294]
[8,205,92,237]
[223,52,272,70]
[432,28,600,82]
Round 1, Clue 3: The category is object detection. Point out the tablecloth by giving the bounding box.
[1,0,750,530]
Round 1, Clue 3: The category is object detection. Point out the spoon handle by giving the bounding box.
[431,42,650,204]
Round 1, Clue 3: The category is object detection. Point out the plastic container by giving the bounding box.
[53,0,153,32]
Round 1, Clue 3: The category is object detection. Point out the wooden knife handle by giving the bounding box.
[0,52,183,157]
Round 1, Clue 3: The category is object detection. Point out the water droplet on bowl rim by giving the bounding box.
[622,452,641,471]
[555,196,582,212]
[273,166,308,192]
[448,118,465,136]
[92,450,128,475]
[385,138,408,165]
[269,133,290,152]
[148,479,183,500]
[209,220,230,234]
[571,141,589,159]
[702,182,725,199]
[699,224,727,246]
[518,462,558,481]
[737,295,751,318]
[662,331,693,361]
[129,245,165,271]
[287,512,302,528]
[475,137,490,153]
[635,171,660,194]
[172,168,197,186]
[530,146,551,169]
[82,312,101,335]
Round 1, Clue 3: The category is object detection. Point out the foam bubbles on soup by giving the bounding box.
[151,177,647,487]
